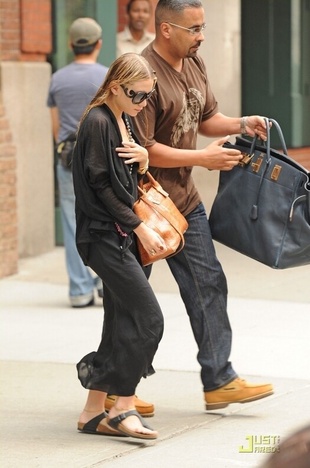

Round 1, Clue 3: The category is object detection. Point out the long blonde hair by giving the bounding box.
[80,53,156,125]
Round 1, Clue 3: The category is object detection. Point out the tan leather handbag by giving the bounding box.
[133,171,188,266]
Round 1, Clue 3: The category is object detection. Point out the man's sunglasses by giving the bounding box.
[121,85,156,104]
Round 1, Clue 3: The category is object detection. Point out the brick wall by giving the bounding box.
[0,0,21,61]
[0,0,52,278]
[0,0,51,61]
[20,0,52,61]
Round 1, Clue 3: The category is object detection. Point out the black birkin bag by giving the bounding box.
[209,118,310,269]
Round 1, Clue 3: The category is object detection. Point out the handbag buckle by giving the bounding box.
[270,164,282,181]
[238,152,254,167]
[251,156,264,173]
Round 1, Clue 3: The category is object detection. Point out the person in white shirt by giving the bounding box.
[116,0,155,57]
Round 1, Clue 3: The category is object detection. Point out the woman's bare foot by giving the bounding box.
[108,405,158,438]
[79,409,106,425]
[78,390,106,425]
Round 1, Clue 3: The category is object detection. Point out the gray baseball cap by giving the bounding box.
[69,17,102,47]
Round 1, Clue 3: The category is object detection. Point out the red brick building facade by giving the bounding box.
[0,0,52,278]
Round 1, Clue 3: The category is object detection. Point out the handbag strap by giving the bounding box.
[267,118,288,155]
[248,118,288,221]
[138,171,169,197]
[265,117,287,160]
[249,118,288,160]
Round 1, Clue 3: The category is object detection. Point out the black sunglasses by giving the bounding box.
[121,85,155,104]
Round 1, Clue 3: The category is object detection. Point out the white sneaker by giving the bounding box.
[70,292,94,308]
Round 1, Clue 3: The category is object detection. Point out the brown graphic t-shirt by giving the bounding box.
[133,44,218,216]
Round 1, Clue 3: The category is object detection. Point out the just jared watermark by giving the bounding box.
[239,435,280,454]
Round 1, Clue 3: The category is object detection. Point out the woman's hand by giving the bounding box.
[134,222,167,257]
[116,141,149,170]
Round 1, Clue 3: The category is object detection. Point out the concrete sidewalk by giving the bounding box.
[1,246,310,467]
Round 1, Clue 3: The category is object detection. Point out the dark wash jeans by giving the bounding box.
[166,202,238,391]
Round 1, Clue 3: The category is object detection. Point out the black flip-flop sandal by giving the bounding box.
[77,411,126,437]
[107,410,158,440]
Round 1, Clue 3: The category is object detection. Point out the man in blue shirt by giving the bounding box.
[47,18,108,308]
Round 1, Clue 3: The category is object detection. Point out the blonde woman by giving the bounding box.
[72,53,165,439]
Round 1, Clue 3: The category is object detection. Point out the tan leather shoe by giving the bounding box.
[105,395,155,418]
[204,378,273,410]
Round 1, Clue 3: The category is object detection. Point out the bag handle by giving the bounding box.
[247,118,288,221]
[138,171,169,197]
[265,118,288,157]
[248,118,288,160]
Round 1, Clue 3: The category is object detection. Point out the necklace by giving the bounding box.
[114,117,134,238]
[124,117,134,175]
[123,117,148,176]
[125,117,134,143]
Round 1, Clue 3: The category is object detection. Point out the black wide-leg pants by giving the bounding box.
[76,230,164,396]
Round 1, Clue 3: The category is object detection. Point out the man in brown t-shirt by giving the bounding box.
[133,0,274,411]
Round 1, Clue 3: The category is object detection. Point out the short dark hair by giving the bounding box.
[155,0,202,25]
[126,0,152,14]
[72,41,99,56]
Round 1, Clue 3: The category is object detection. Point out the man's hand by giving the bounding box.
[201,136,242,171]
[243,115,269,140]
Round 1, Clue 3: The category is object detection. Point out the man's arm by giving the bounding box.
[50,107,60,143]
[147,137,242,172]
[199,112,268,140]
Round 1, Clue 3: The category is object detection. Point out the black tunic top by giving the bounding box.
[72,104,142,252]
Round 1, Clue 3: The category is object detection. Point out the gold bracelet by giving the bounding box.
[137,164,149,175]
[240,116,248,135]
